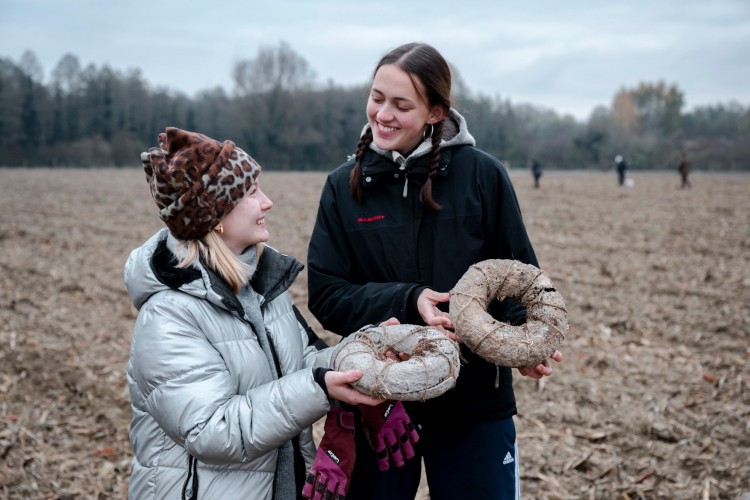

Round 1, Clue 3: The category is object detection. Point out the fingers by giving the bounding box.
[379,317,400,326]
[405,421,420,446]
[336,369,363,384]
[376,432,403,471]
[417,289,451,326]
[350,392,385,406]
[430,314,454,329]
[383,348,411,361]
[338,384,383,406]
[376,427,420,471]
[302,473,326,500]
[423,309,453,329]
[517,366,543,379]
[303,473,345,500]
[302,474,314,498]
[442,329,461,343]
[518,350,562,379]
[326,370,384,405]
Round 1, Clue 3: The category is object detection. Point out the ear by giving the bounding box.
[427,106,447,124]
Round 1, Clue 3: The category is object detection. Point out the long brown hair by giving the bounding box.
[349,43,452,210]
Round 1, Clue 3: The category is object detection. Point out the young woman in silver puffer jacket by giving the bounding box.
[125,128,380,500]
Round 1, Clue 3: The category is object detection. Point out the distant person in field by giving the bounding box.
[615,154,628,186]
[124,127,385,500]
[531,159,543,188]
[678,153,691,189]
[306,42,563,500]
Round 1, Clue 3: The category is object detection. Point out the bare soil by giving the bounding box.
[0,168,748,499]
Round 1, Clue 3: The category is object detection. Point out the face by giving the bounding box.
[218,177,273,255]
[367,64,445,155]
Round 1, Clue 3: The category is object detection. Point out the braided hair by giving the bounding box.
[349,43,452,210]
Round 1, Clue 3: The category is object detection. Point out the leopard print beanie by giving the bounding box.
[140,127,261,240]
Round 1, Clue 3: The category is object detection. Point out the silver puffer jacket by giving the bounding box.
[124,229,333,499]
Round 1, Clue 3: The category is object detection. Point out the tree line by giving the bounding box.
[1,43,748,170]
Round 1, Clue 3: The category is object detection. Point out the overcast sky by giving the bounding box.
[1,0,749,120]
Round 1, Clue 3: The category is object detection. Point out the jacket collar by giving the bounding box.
[357,108,475,180]
[126,229,302,314]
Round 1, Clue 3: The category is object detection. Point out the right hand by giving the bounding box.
[325,369,383,406]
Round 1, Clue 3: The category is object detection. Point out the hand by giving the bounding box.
[416,288,453,330]
[358,400,419,471]
[302,408,356,500]
[325,369,383,406]
[517,350,563,379]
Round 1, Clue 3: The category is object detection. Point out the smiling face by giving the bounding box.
[367,64,445,155]
[218,176,273,255]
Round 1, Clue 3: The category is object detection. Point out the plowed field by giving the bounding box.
[1,168,748,499]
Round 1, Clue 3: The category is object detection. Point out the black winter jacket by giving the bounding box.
[307,110,538,425]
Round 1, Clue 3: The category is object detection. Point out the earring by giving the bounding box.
[423,123,434,140]
[216,225,224,235]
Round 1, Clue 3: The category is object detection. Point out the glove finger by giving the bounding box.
[389,439,406,468]
[314,477,328,500]
[399,431,416,460]
[379,432,405,470]
[325,485,337,500]
[335,479,348,500]
[406,421,420,444]
[302,473,317,498]
[375,446,392,471]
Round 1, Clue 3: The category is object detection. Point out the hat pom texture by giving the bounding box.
[141,128,260,240]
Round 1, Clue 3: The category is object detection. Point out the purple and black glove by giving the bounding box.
[358,400,419,471]
[302,408,356,500]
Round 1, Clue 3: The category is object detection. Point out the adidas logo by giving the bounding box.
[502,451,514,465]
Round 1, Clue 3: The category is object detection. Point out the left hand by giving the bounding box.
[517,350,563,379]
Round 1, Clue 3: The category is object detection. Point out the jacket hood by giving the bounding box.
[123,228,303,312]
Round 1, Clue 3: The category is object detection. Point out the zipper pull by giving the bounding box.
[395,155,408,199]
[495,364,500,389]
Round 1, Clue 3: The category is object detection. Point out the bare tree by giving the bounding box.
[18,50,44,84]
[232,41,317,96]
[51,54,83,94]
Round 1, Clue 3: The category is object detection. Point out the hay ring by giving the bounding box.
[331,324,460,401]
[450,259,568,367]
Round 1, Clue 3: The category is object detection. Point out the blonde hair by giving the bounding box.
[176,231,263,294]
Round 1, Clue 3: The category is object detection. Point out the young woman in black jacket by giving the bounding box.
[307,42,563,499]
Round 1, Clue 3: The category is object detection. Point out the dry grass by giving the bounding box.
[0,168,748,499]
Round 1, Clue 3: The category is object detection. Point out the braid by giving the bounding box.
[419,120,445,211]
[349,127,373,202]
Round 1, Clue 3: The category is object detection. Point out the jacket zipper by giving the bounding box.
[395,155,408,198]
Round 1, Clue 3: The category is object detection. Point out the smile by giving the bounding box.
[377,123,398,134]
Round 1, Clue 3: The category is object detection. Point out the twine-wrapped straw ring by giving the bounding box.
[332,324,460,401]
[449,259,568,367]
